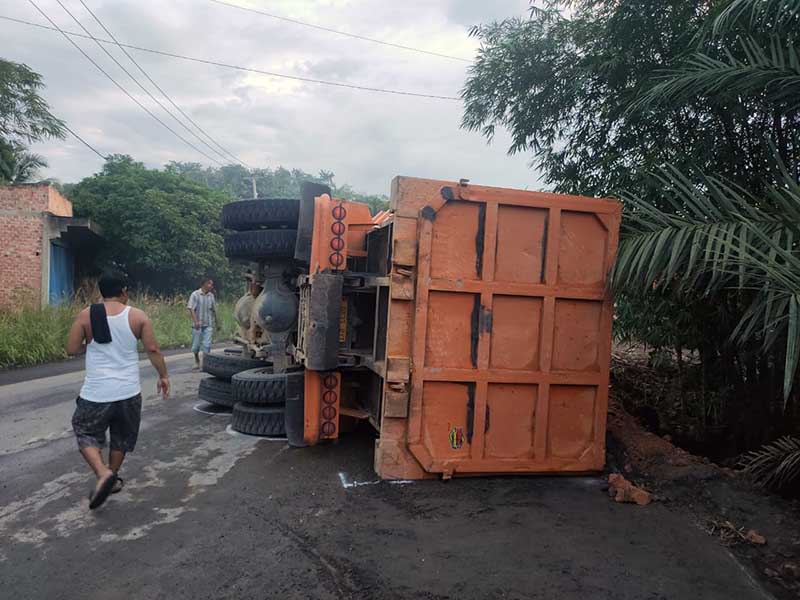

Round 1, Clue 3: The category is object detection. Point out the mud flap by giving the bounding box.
[295,182,331,263]
[305,271,343,371]
[285,370,306,447]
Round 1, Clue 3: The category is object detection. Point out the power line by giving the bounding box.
[49,0,225,167]
[208,0,472,64]
[76,0,249,167]
[1,14,460,101]
[26,1,228,166]
[63,123,108,160]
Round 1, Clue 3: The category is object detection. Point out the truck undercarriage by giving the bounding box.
[200,177,621,480]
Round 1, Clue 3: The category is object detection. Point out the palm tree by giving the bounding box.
[615,0,799,398]
[613,0,800,488]
[0,139,48,183]
[612,163,800,402]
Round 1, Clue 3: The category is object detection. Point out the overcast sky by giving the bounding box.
[1,0,540,195]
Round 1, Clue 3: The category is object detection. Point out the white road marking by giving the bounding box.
[25,428,74,446]
[224,424,287,442]
[192,402,232,416]
[338,472,414,489]
[100,507,188,542]
[338,472,381,489]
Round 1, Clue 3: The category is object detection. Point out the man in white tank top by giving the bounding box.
[66,271,170,510]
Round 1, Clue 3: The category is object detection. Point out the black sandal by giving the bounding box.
[111,477,124,494]
[89,474,118,510]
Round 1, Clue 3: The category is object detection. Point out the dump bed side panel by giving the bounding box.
[375,177,621,478]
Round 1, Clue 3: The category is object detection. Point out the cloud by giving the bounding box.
[445,0,533,27]
[3,0,541,194]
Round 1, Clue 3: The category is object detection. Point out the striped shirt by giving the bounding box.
[188,289,216,327]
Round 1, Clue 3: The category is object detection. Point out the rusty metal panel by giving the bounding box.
[375,177,620,479]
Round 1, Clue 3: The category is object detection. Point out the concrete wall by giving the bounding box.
[0,184,73,307]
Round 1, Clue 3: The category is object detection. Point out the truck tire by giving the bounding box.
[224,229,297,260]
[231,403,285,436]
[232,368,284,405]
[202,351,265,380]
[222,199,300,231]
[198,376,234,407]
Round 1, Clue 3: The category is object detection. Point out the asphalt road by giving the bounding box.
[0,355,773,600]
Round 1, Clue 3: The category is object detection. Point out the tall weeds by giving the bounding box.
[0,294,238,369]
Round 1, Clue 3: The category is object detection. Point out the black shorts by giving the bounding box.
[71,394,142,453]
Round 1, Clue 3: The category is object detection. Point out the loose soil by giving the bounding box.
[607,397,800,599]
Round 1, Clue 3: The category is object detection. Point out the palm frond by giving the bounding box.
[612,159,800,400]
[0,139,47,184]
[636,36,800,110]
[613,167,795,295]
[11,151,47,183]
[741,435,800,490]
[713,0,800,35]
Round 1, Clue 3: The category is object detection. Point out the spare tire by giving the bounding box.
[224,229,297,260]
[231,403,285,436]
[202,351,265,380]
[198,376,234,407]
[232,367,284,405]
[222,199,300,231]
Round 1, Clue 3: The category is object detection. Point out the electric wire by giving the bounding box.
[76,0,249,167]
[48,0,225,166]
[1,14,460,101]
[26,1,227,166]
[207,0,472,63]
[62,123,108,159]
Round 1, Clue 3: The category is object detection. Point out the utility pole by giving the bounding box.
[249,175,258,199]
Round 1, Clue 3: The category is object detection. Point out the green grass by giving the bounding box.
[0,294,238,369]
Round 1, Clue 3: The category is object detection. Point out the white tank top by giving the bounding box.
[79,306,141,402]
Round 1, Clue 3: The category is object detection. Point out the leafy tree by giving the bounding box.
[0,138,47,183]
[165,162,332,200]
[0,58,64,184]
[462,0,800,450]
[68,155,239,295]
[331,183,389,215]
[166,161,389,213]
[0,58,65,143]
[462,0,795,198]
[610,0,800,444]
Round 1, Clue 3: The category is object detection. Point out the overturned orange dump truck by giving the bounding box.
[209,177,621,479]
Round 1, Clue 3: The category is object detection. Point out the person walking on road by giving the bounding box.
[187,277,217,370]
[66,271,170,510]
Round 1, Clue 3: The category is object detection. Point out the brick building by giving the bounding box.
[0,184,102,308]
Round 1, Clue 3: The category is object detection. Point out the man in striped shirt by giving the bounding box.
[187,278,217,370]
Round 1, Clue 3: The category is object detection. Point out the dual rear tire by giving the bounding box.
[217,196,310,435]
[198,350,302,437]
[222,198,300,260]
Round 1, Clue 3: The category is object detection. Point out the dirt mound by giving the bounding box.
[607,398,724,483]
[607,397,800,600]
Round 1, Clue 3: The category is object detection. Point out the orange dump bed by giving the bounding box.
[373,177,621,479]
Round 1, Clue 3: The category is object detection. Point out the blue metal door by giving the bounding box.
[49,242,74,305]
